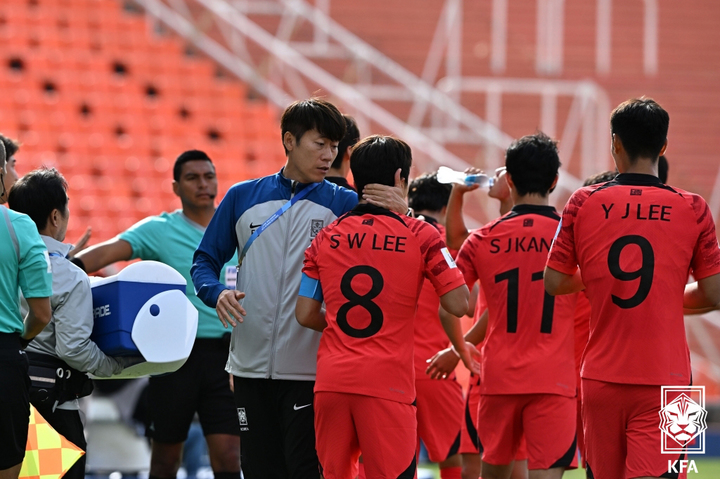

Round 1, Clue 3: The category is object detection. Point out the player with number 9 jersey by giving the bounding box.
[547,175,720,386]
[545,98,720,479]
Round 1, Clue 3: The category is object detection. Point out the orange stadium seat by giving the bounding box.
[0,0,282,244]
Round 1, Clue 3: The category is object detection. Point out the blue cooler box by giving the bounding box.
[90,261,188,357]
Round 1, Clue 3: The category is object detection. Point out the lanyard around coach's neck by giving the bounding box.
[238,181,320,267]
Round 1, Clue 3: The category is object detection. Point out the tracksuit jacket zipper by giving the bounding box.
[267,180,297,378]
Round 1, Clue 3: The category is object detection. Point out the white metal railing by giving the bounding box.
[132,0,615,220]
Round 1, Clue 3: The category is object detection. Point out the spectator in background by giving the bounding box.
[76,150,241,479]
[325,114,360,191]
[0,139,52,479]
[8,167,128,479]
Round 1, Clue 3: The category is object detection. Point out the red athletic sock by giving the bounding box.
[357,461,366,479]
[440,466,462,479]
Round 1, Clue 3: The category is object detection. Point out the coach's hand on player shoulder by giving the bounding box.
[362,168,409,215]
[216,289,247,328]
[426,347,460,380]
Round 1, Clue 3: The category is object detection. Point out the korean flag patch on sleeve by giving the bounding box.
[441,247,457,269]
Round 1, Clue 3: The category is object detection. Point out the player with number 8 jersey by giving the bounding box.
[296,136,476,479]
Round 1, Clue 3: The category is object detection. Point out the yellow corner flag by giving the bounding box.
[20,405,85,479]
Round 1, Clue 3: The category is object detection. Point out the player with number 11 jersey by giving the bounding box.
[454,133,577,475]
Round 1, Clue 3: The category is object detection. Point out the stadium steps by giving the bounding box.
[0,0,286,243]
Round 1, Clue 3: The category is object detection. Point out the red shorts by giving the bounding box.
[315,391,416,479]
[460,375,528,460]
[416,378,464,462]
[460,374,482,454]
[582,378,688,479]
[479,393,576,470]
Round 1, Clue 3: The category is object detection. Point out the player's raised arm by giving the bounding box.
[445,168,481,250]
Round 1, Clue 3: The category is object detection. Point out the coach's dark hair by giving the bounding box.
[332,115,360,170]
[504,132,560,197]
[658,155,669,183]
[610,98,669,163]
[8,167,68,231]
[351,135,412,198]
[583,170,617,187]
[408,172,451,213]
[0,134,20,159]
[280,98,346,154]
[173,150,213,182]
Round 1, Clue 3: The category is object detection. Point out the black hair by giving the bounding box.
[173,150,213,181]
[332,115,360,170]
[0,134,20,159]
[351,135,412,198]
[610,98,669,163]
[8,167,68,231]
[658,155,669,183]
[408,172,451,213]
[280,98,346,154]
[583,170,617,187]
[504,132,561,197]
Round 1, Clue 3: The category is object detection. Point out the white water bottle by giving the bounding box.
[437,166,494,188]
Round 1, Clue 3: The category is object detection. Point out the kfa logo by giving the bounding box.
[667,459,698,474]
[237,408,248,427]
[310,219,324,237]
[659,386,707,455]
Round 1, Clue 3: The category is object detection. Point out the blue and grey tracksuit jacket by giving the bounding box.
[192,171,357,381]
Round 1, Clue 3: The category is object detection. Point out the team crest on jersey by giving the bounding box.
[362,218,374,226]
[523,219,534,227]
[237,408,248,426]
[659,386,707,454]
[310,219,324,237]
[631,189,642,196]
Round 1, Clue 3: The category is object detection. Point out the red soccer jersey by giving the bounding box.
[303,204,466,404]
[456,204,577,397]
[573,292,591,376]
[414,220,459,378]
[547,173,720,386]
